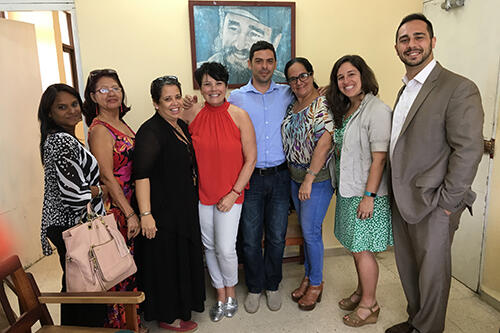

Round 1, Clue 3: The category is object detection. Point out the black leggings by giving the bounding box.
[46,226,106,326]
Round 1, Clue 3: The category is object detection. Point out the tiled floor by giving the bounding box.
[11,249,500,332]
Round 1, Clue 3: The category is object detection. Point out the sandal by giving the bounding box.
[298,282,323,311]
[338,290,362,311]
[343,302,380,327]
[291,276,309,302]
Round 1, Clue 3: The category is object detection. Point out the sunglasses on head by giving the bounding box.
[157,75,179,84]
[89,69,117,78]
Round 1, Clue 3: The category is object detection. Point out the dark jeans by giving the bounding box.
[240,168,290,293]
[46,226,106,327]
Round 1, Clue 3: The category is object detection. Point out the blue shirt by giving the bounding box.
[229,80,294,168]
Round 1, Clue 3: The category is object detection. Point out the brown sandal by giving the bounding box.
[291,276,309,302]
[338,290,362,311]
[298,281,323,311]
[343,302,380,327]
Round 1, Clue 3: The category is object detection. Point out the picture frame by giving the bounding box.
[188,1,296,88]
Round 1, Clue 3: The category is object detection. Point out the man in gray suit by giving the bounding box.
[386,13,484,333]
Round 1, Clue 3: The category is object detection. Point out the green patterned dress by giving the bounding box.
[333,115,393,253]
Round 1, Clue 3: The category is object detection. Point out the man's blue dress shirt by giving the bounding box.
[229,80,294,168]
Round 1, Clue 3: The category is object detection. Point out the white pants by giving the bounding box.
[199,202,242,289]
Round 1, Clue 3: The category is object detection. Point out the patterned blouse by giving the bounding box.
[40,132,104,255]
[281,95,334,167]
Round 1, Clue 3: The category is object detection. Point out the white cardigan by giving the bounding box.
[330,93,392,197]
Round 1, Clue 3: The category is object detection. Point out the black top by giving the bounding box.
[133,112,199,239]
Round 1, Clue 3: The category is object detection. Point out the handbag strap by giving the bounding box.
[105,224,130,257]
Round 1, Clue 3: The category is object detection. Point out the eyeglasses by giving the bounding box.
[89,69,117,78]
[95,87,122,94]
[287,72,313,85]
[157,75,178,83]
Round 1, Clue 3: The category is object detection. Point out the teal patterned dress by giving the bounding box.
[333,115,393,253]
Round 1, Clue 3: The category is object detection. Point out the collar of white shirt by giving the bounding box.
[402,59,437,86]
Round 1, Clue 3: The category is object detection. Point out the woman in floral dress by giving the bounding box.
[82,69,144,331]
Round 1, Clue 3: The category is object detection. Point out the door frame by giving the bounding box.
[0,1,85,98]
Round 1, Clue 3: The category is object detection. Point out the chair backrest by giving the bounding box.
[0,255,53,333]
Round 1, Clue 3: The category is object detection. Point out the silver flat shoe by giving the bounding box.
[223,296,238,318]
[209,301,225,322]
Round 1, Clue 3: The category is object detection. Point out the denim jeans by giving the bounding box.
[291,179,334,286]
[240,168,290,293]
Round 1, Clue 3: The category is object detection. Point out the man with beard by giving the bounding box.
[199,8,286,84]
[386,13,484,333]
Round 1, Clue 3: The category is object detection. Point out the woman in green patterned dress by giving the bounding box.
[326,55,393,327]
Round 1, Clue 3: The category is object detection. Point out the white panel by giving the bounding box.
[424,0,500,291]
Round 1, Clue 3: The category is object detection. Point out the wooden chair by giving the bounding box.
[0,255,144,333]
[283,211,305,264]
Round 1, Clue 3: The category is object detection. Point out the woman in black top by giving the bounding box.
[133,76,205,332]
[38,83,106,326]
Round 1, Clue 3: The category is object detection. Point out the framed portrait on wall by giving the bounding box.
[188,1,296,88]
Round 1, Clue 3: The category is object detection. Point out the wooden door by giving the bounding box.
[0,18,45,265]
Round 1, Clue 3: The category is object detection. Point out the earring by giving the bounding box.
[120,105,124,114]
[95,106,99,116]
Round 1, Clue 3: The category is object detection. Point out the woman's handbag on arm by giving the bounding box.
[62,205,137,292]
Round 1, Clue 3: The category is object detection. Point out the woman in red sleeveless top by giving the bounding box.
[184,62,256,322]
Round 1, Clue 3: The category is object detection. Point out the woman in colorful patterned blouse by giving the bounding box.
[326,55,393,327]
[82,69,143,331]
[281,57,334,311]
[39,83,106,326]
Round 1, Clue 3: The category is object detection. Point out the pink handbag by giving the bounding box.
[62,207,137,292]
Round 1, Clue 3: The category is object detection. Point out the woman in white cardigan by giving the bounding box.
[326,55,393,328]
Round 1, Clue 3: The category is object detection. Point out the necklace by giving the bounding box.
[293,91,320,113]
[169,122,198,186]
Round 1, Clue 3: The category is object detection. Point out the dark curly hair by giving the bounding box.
[38,83,83,164]
[326,55,378,129]
[82,69,131,126]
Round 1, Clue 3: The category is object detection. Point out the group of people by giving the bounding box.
[38,13,483,333]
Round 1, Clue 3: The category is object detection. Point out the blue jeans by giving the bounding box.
[240,169,290,293]
[291,179,334,286]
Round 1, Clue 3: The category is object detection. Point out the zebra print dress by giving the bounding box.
[41,132,105,255]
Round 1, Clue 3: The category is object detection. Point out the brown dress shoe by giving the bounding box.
[291,276,309,302]
[298,281,323,311]
[385,321,412,333]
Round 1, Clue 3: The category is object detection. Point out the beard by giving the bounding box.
[398,43,433,68]
[222,47,252,84]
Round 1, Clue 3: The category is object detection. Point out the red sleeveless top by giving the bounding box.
[189,100,245,205]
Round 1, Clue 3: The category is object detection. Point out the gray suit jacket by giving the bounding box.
[390,62,484,224]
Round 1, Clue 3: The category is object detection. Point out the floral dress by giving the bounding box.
[333,114,393,253]
[88,118,138,328]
